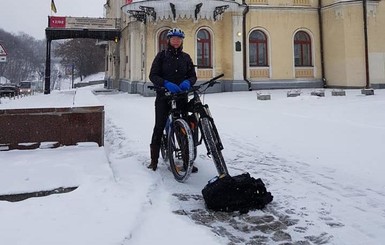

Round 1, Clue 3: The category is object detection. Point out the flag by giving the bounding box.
[51,0,57,13]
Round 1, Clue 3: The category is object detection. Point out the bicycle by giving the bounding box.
[148,74,229,182]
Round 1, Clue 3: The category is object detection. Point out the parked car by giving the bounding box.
[19,81,33,95]
[0,84,19,97]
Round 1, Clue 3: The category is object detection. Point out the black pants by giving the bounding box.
[151,94,188,146]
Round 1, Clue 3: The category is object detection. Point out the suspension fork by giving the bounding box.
[195,103,224,152]
[204,112,224,151]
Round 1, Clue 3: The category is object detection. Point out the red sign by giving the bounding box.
[49,16,66,28]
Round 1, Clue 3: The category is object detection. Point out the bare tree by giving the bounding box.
[0,29,45,83]
[55,39,105,81]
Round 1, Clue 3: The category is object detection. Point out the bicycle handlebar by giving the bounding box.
[199,73,225,88]
[147,73,225,95]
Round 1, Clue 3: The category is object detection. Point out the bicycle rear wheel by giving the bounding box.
[200,117,229,176]
[160,133,168,161]
[168,118,194,182]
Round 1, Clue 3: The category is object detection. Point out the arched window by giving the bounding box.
[158,30,168,51]
[294,31,312,66]
[197,29,212,68]
[249,30,268,67]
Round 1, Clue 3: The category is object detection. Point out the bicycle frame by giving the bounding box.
[188,89,224,151]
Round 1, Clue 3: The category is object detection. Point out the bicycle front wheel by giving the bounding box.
[200,117,229,176]
[168,118,194,183]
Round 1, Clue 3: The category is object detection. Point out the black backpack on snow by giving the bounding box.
[202,172,273,213]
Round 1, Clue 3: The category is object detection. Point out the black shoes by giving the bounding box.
[148,161,158,171]
[149,144,160,171]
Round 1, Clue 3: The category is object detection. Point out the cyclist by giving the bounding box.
[148,27,197,172]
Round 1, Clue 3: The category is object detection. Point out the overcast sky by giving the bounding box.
[0,0,107,40]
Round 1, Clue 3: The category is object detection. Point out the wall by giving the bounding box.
[322,2,366,87]
[0,106,104,150]
[368,1,385,87]
[247,7,321,80]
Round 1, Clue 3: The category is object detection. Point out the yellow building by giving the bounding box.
[104,0,385,94]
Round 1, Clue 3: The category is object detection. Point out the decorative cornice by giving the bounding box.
[122,0,244,23]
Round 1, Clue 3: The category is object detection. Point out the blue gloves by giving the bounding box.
[163,80,190,93]
[179,80,190,91]
[164,80,181,93]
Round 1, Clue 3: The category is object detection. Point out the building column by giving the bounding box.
[232,14,244,80]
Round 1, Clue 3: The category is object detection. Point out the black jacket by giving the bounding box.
[149,46,197,87]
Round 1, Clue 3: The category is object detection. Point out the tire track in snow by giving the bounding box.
[104,116,166,244]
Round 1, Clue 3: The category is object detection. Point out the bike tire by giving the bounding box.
[168,118,195,182]
[189,115,199,162]
[160,133,168,161]
[200,117,229,176]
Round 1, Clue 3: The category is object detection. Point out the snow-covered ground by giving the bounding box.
[1,75,385,245]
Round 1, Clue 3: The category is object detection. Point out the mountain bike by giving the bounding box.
[148,74,229,182]
[148,86,195,182]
